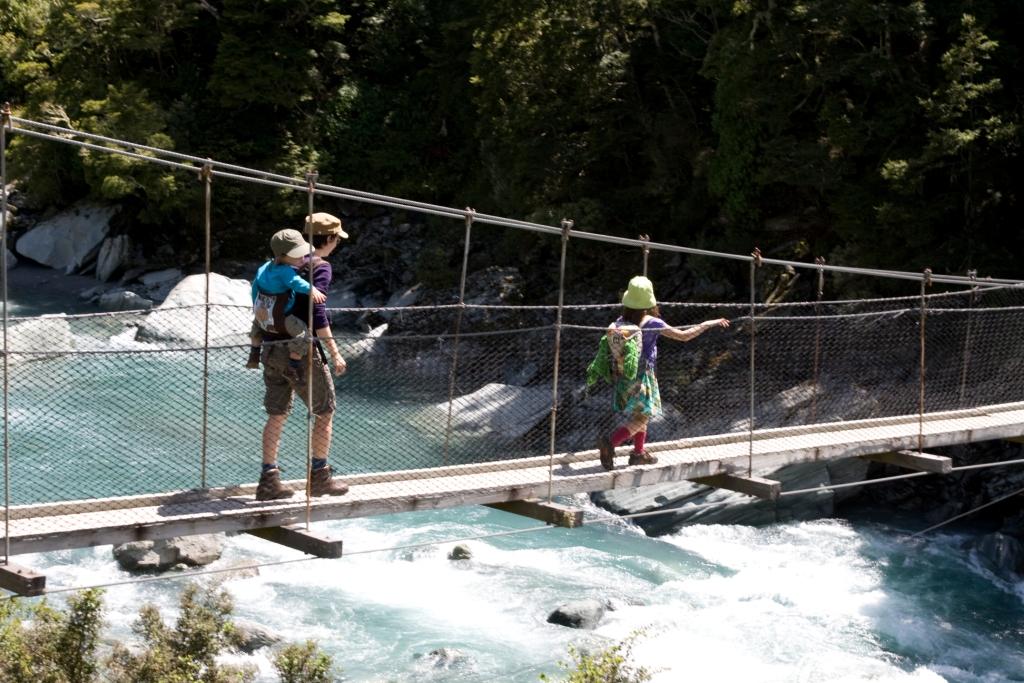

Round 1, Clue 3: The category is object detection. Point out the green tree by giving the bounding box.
[541,631,652,683]
[0,588,104,683]
[106,583,254,683]
[274,640,336,683]
[880,12,1020,269]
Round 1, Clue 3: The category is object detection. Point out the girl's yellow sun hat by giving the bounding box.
[622,275,656,310]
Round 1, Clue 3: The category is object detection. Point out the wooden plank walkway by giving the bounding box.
[4,401,1024,556]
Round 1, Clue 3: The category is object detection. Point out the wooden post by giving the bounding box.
[245,525,343,558]
[861,450,952,474]
[0,562,46,596]
[691,473,781,501]
[486,499,583,528]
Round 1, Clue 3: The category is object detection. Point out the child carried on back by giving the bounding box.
[247,228,327,385]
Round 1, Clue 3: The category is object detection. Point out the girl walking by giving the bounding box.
[596,276,730,470]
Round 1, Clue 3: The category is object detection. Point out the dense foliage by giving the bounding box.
[0,584,337,682]
[1,0,1020,282]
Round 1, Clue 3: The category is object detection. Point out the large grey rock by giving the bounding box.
[592,460,850,536]
[136,273,251,344]
[547,599,605,629]
[98,289,153,312]
[974,532,1024,576]
[139,267,184,302]
[419,383,552,440]
[232,618,283,653]
[448,544,472,561]
[15,203,117,273]
[112,534,224,572]
[5,314,73,355]
[345,323,388,360]
[380,283,422,320]
[95,235,133,282]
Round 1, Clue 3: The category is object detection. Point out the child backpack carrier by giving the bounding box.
[586,323,642,386]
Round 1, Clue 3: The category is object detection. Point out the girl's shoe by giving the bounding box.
[628,450,658,466]
[598,435,615,471]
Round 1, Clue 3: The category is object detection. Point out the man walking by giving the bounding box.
[256,212,350,501]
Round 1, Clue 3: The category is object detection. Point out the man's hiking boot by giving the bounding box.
[598,435,615,471]
[283,364,305,386]
[310,465,349,497]
[246,347,261,369]
[256,467,294,501]
[628,450,658,466]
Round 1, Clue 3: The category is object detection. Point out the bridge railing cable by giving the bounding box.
[7,114,1024,288]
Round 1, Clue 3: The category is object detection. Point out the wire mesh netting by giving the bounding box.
[3,284,1023,518]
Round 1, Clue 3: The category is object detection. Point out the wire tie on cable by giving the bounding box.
[199,160,213,183]
[923,268,933,288]
[639,233,650,255]
[752,247,762,267]
[560,218,573,240]
[1,102,11,129]
[814,256,826,298]
[306,169,319,190]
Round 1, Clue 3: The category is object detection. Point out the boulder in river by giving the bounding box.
[136,273,251,344]
[547,598,606,629]
[232,617,283,653]
[15,202,116,274]
[112,534,224,572]
[419,383,552,440]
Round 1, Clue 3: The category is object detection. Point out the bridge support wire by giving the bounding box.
[303,170,319,529]
[918,269,932,453]
[810,257,825,422]
[959,270,978,407]
[639,234,650,277]
[1,102,9,563]
[546,219,573,502]
[443,209,475,465]
[748,248,762,477]
[200,162,213,489]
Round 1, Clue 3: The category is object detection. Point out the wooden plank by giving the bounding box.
[0,562,45,596]
[245,525,343,558]
[862,450,953,474]
[486,499,584,528]
[691,474,781,501]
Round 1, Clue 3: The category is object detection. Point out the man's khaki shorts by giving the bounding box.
[262,342,336,416]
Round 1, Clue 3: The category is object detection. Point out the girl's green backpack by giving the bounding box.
[586,324,642,386]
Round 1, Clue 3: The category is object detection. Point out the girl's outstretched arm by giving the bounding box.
[662,317,730,342]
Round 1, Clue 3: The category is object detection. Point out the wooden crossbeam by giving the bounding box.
[691,474,781,501]
[862,450,952,474]
[486,499,584,528]
[0,562,46,596]
[1003,436,1024,444]
[245,525,343,558]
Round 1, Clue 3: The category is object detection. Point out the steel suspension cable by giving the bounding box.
[546,220,572,502]
[7,115,1024,288]
[304,171,318,530]
[748,249,761,476]
[200,163,213,489]
[443,209,475,466]
[910,484,1024,538]
[810,257,825,422]
[958,271,978,407]
[918,270,931,453]
[1,103,10,562]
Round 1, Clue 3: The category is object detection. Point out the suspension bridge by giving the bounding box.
[2,109,1024,596]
